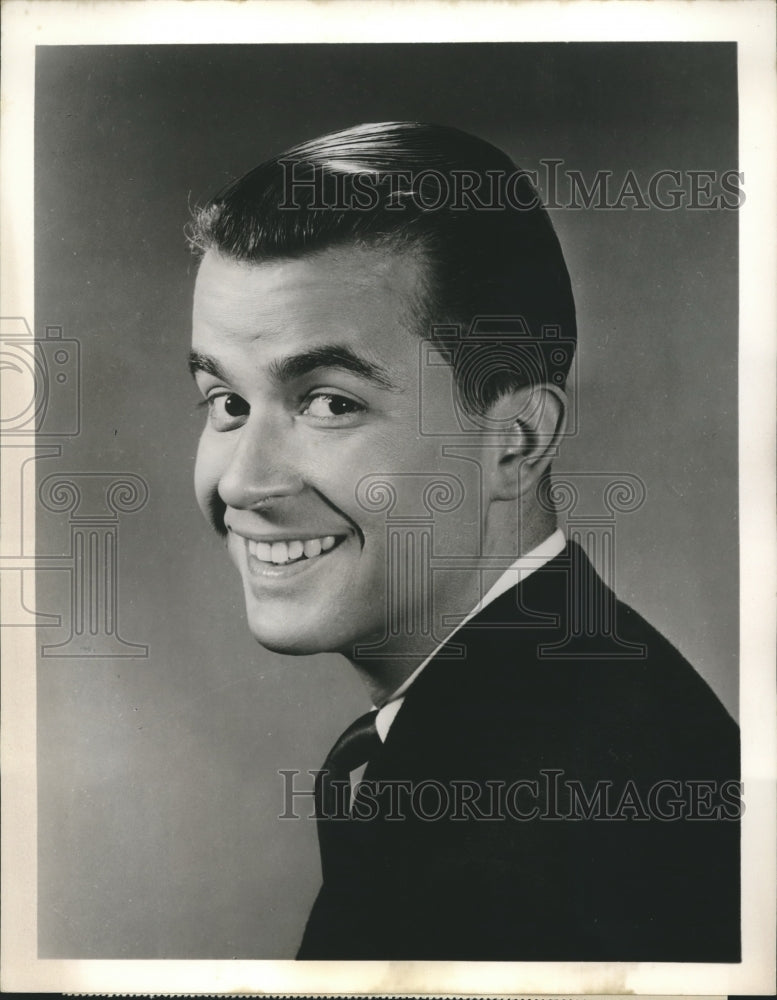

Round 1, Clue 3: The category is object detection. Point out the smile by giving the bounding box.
[246,534,344,565]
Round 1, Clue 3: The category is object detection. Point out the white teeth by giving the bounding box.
[287,540,304,561]
[271,541,289,564]
[247,535,342,565]
[303,538,322,558]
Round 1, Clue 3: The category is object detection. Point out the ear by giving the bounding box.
[486,383,567,502]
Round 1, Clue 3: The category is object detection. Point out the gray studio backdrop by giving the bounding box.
[34,43,738,957]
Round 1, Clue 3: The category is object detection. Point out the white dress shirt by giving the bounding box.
[374,528,567,742]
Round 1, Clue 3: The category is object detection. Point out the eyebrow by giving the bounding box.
[188,344,401,391]
[188,351,228,381]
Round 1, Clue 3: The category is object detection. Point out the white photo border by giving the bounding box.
[1,0,775,994]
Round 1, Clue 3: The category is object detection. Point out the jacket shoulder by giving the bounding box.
[392,544,738,780]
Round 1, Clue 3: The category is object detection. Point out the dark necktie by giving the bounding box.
[315,710,381,878]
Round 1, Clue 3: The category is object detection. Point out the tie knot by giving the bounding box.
[323,709,380,779]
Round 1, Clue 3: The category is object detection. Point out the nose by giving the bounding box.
[217,411,303,510]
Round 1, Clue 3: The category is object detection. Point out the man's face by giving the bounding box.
[192,245,485,658]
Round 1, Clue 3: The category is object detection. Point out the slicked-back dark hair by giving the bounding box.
[189,121,576,414]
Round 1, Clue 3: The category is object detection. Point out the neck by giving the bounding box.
[345,503,559,706]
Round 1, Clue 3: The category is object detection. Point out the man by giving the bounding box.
[187,122,740,960]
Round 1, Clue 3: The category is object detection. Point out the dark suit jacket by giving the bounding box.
[298,541,740,961]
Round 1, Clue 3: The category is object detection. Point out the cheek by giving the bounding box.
[194,434,226,527]
[304,439,378,507]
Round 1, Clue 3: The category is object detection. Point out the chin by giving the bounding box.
[245,616,388,659]
[245,616,347,657]
[251,633,332,656]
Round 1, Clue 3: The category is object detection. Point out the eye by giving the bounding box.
[301,393,365,421]
[205,391,250,430]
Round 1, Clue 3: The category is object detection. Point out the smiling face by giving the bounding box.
[192,245,492,677]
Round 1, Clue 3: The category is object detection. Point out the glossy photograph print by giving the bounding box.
[2,2,775,996]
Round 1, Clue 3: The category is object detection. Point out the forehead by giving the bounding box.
[192,245,426,357]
